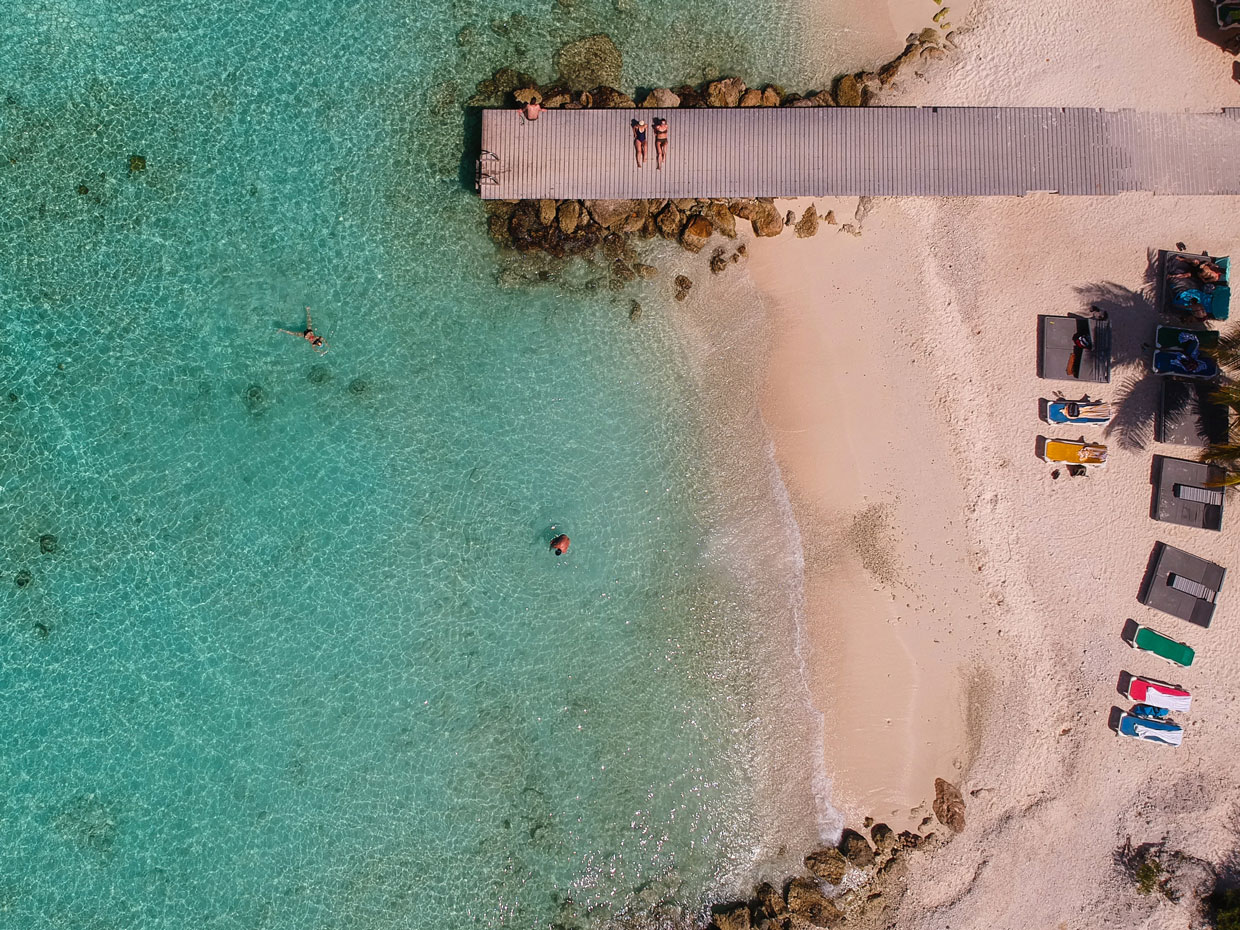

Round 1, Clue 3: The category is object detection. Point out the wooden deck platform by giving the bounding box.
[478,106,1240,200]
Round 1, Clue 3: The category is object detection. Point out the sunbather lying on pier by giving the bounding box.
[631,119,647,168]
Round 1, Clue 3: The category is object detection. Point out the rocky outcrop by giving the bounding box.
[709,902,752,930]
[749,201,784,237]
[641,87,681,108]
[680,215,713,252]
[794,204,819,238]
[584,199,641,231]
[701,202,737,238]
[557,200,581,235]
[786,878,843,927]
[933,778,967,833]
[871,822,896,857]
[592,85,635,108]
[705,76,746,107]
[554,34,622,88]
[838,828,876,867]
[834,73,862,107]
[804,846,849,884]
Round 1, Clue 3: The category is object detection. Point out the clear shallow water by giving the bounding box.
[0,1,882,927]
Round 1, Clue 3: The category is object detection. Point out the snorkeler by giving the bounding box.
[550,534,570,556]
[277,306,328,355]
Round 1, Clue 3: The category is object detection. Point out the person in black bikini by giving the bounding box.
[631,119,647,168]
[653,118,669,170]
[277,306,328,354]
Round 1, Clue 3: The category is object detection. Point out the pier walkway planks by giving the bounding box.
[478,106,1240,200]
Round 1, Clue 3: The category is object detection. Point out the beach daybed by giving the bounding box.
[1156,380,1232,446]
[1150,456,1226,530]
[1139,542,1226,627]
[1127,623,1195,667]
[1160,251,1231,321]
[1038,314,1111,382]
[1117,713,1184,746]
[1217,2,1240,32]
[1039,437,1107,466]
[1125,676,1192,712]
[1152,327,1220,380]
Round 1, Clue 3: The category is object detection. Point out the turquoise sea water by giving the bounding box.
[0,1,886,927]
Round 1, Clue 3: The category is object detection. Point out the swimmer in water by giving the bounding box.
[277,306,328,354]
[550,533,570,556]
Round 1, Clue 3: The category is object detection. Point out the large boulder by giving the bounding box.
[794,203,819,238]
[785,878,843,927]
[710,902,752,930]
[834,73,863,107]
[761,86,782,107]
[705,77,746,107]
[513,87,542,105]
[728,199,759,220]
[557,200,581,235]
[538,199,558,226]
[641,87,681,108]
[554,34,622,88]
[933,778,967,833]
[656,203,684,240]
[585,199,642,231]
[674,274,693,301]
[680,215,713,252]
[593,85,636,108]
[739,88,763,107]
[749,201,784,237]
[804,846,849,884]
[702,202,737,238]
[838,828,875,867]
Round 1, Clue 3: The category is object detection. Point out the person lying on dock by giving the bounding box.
[653,118,669,170]
[631,119,647,168]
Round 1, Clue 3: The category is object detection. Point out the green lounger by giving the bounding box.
[1130,624,1195,667]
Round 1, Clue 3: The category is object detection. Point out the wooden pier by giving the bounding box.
[478,106,1240,200]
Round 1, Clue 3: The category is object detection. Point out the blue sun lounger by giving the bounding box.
[1118,713,1183,746]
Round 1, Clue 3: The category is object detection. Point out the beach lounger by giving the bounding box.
[1128,624,1195,667]
[1150,456,1225,530]
[1046,400,1111,425]
[1118,713,1184,746]
[1140,542,1226,627]
[1038,315,1111,382]
[1125,676,1192,712]
[1160,251,1231,321]
[1039,438,1107,466]
[1155,326,1220,351]
[1152,350,1220,380]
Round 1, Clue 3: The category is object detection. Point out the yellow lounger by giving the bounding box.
[1041,439,1107,467]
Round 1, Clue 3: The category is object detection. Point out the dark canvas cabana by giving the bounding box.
[1140,542,1226,627]
[1038,315,1111,382]
[1150,456,1226,531]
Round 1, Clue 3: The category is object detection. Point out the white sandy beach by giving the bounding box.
[730,0,1240,925]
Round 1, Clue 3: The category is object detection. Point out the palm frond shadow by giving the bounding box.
[1105,372,1159,451]
[1072,279,1162,450]
[1072,280,1157,369]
